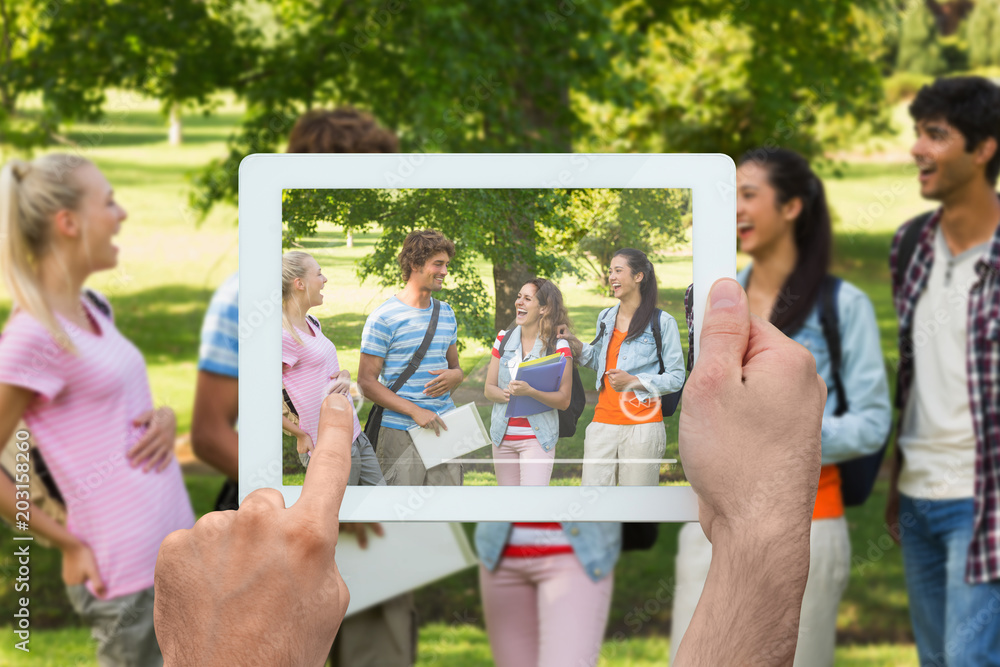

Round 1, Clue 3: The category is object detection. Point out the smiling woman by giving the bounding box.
[0,153,196,666]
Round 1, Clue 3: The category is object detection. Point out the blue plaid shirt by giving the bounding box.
[892,207,1000,584]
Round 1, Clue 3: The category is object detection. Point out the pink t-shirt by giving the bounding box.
[282,318,361,445]
[0,295,194,599]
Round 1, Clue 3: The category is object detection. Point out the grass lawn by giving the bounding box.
[0,93,931,660]
[0,622,920,666]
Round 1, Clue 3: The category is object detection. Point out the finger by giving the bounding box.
[369,522,384,537]
[296,394,354,531]
[692,278,750,391]
[131,409,153,426]
[88,565,107,598]
[127,433,160,466]
[355,525,368,549]
[437,415,448,432]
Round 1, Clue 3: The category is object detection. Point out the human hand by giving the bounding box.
[339,522,384,549]
[154,393,354,667]
[604,369,638,393]
[506,380,534,397]
[679,278,825,544]
[62,540,106,597]
[296,432,315,456]
[325,370,352,397]
[127,406,177,472]
[411,407,447,436]
[673,279,825,666]
[424,368,463,398]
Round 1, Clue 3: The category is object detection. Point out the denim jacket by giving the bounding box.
[735,265,893,464]
[475,521,622,582]
[577,305,686,402]
[489,327,562,452]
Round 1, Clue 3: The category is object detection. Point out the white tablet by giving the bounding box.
[239,154,735,521]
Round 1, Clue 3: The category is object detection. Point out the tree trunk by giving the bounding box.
[493,207,536,331]
[168,103,182,146]
[491,72,572,332]
[345,230,354,248]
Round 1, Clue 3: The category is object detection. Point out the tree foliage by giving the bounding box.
[283,187,580,343]
[0,0,251,152]
[968,0,1000,68]
[575,2,889,158]
[195,0,888,342]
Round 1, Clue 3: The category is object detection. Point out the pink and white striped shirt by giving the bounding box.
[0,295,194,599]
[282,318,361,445]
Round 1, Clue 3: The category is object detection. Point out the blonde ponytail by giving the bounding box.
[282,250,315,346]
[0,154,92,353]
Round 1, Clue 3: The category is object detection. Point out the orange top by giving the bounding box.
[812,464,844,520]
[594,329,663,425]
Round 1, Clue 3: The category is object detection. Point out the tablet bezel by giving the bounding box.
[238,153,735,521]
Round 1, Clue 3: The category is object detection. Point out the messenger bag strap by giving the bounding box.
[388,298,441,394]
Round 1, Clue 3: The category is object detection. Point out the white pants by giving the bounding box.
[581,421,666,486]
[670,517,850,666]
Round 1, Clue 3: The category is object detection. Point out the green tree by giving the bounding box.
[897,1,948,75]
[196,0,887,338]
[0,0,249,153]
[968,0,1000,68]
[542,189,690,295]
[283,188,579,342]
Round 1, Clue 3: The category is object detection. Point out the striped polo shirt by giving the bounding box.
[0,294,195,598]
[282,317,361,444]
[360,296,458,430]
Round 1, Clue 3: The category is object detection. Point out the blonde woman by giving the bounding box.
[0,154,194,667]
[281,250,384,486]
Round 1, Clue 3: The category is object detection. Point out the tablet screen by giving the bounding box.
[278,187,692,491]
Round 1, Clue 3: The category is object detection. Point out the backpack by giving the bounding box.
[497,328,587,438]
[0,289,112,541]
[821,212,930,506]
[592,308,684,417]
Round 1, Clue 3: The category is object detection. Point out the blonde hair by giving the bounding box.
[0,153,93,352]
[282,250,316,346]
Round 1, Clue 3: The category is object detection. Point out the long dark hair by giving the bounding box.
[738,148,832,335]
[612,248,658,341]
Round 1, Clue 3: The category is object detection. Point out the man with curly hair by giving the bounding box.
[887,75,1000,666]
[359,229,465,486]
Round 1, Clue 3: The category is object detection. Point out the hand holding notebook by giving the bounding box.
[505,353,567,419]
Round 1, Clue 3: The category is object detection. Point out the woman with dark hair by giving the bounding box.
[669,148,892,666]
[565,248,686,486]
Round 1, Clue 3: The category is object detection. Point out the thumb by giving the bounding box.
[694,279,750,389]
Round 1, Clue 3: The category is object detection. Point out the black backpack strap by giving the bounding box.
[818,276,847,417]
[83,288,112,319]
[496,328,515,358]
[388,298,441,394]
[895,211,934,285]
[282,387,298,418]
[306,314,320,329]
[650,308,665,374]
[589,321,606,346]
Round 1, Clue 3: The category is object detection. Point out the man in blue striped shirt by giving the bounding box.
[359,229,464,485]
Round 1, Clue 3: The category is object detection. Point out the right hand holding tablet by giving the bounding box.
[154,393,354,666]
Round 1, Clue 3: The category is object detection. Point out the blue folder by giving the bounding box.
[504,354,567,419]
